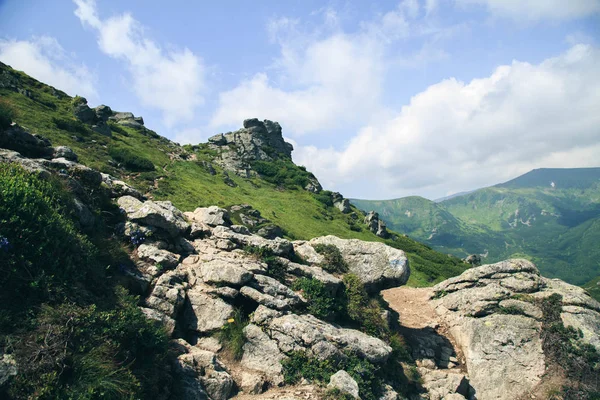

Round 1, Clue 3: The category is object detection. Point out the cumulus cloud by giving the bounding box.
[210,2,451,136]
[293,44,600,199]
[0,36,97,100]
[73,0,205,126]
[457,0,600,21]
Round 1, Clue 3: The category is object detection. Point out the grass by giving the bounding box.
[0,60,469,288]
[217,308,248,360]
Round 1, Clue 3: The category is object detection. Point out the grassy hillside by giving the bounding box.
[0,61,469,287]
[353,169,600,287]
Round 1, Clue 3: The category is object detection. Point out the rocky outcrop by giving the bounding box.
[0,124,53,158]
[109,111,145,128]
[207,119,294,177]
[294,235,409,292]
[430,259,600,400]
[118,196,190,238]
[364,211,390,238]
[331,192,352,214]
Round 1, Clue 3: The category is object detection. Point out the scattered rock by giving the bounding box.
[118,196,190,238]
[364,211,390,238]
[137,243,180,269]
[327,370,359,399]
[185,206,231,227]
[241,324,287,386]
[184,289,233,334]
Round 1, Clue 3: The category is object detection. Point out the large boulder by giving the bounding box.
[266,313,392,363]
[184,206,231,227]
[117,196,190,238]
[184,289,233,334]
[240,324,287,386]
[294,236,409,292]
[431,259,600,400]
[211,226,293,257]
[0,124,53,158]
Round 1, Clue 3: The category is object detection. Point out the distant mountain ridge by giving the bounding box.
[352,167,600,293]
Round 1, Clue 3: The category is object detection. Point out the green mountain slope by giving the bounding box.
[352,168,600,287]
[0,61,469,287]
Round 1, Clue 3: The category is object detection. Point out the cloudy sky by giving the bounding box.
[1,0,599,200]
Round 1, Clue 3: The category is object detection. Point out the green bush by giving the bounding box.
[252,159,312,190]
[109,147,155,171]
[313,190,333,207]
[282,351,381,400]
[540,294,600,398]
[313,243,348,273]
[8,287,169,399]
[52,116,89,135]
[292,277,343,320]
[0,163,97,310]
[343,274,388,337]
[218,308,248,360]
[0,98,16,130]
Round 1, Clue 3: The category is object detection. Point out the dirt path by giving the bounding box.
[382,286,437,329]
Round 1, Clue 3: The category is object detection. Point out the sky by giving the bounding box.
[1,0,599,200]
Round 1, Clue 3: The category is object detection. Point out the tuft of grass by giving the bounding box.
[217,309,248,360]
[0,98,16,130]
[109,147,155,171]
[312,243,349,273]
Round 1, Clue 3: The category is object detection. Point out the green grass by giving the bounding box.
[0,61,468,287]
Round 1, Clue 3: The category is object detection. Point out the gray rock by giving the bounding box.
[267,313,392,363]
[211,226,293,257]
[0,124,53,158]
[286,260,342,295]
[185,206,231,227]
[189,257,253,286]
[257,224,283,239]
[239,371,266,394]
[118,196,190,237]
[184,289,233,333]
[94,105,112,122]
[100,173,144,199]
[328,370,359,399]
[250,305,283,325]
[140,307,176,336]
[294,236,409,292]
[0,149,50,177]
[73,99,95,123]
[72,197,95,230]
[332,192,352,213]
[241,324,286,386]
[137,243,180,269]
[418,369,469,400]
[53,146,77,161]
[364,211,390,238]
[172,340,233,400]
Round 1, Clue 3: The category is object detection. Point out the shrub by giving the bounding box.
[343,274,388,337]
[313,243,348,273]
[252,159,312,190]
[52,116,89,135]
[8,287,169,399]
[282,351,381,400]
[292,277,343,320]
[540,294,600,398]
[109,147,155,171]
[0,98,16,130]
[0,163,97,309]
[314,190,333,207]
[218,308,248,360]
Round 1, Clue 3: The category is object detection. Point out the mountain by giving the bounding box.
[1,63,599,400]
[352,168,600,291]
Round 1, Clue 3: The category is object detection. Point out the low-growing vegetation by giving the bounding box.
[109,147,155,171]
[539,294,600,398]
[217,308,248,360]
[0,98,16,130]
[312,243,349,273]
[52,116,89,135]
[0,163,169,399]
[252,159,313,190]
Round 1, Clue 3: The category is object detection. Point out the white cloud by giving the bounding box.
[293,44,600,200]
[457,0,600,21]
[0,36,97,100]
[73,0,205,126]
[210,3,452,136]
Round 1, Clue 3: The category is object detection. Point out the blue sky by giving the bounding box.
[1,0,599,200]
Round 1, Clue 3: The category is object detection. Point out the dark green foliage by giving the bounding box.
[8,288,169,399]
[540,294,600,398]
[108,122,129,136]
[0,98,16,130]
[243,245,288,282]
[0,163,97,309]
[252,159,312,190]
[312,243,349,273]
[218,308,248,360]
[292,278,343,320]
[282,351,381,400]
[324,388,355,400]
[314,190,333,207]
[343,274,388,337]
[109,147,155,171]
[0,164,169,399]
[52,116,89,135]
